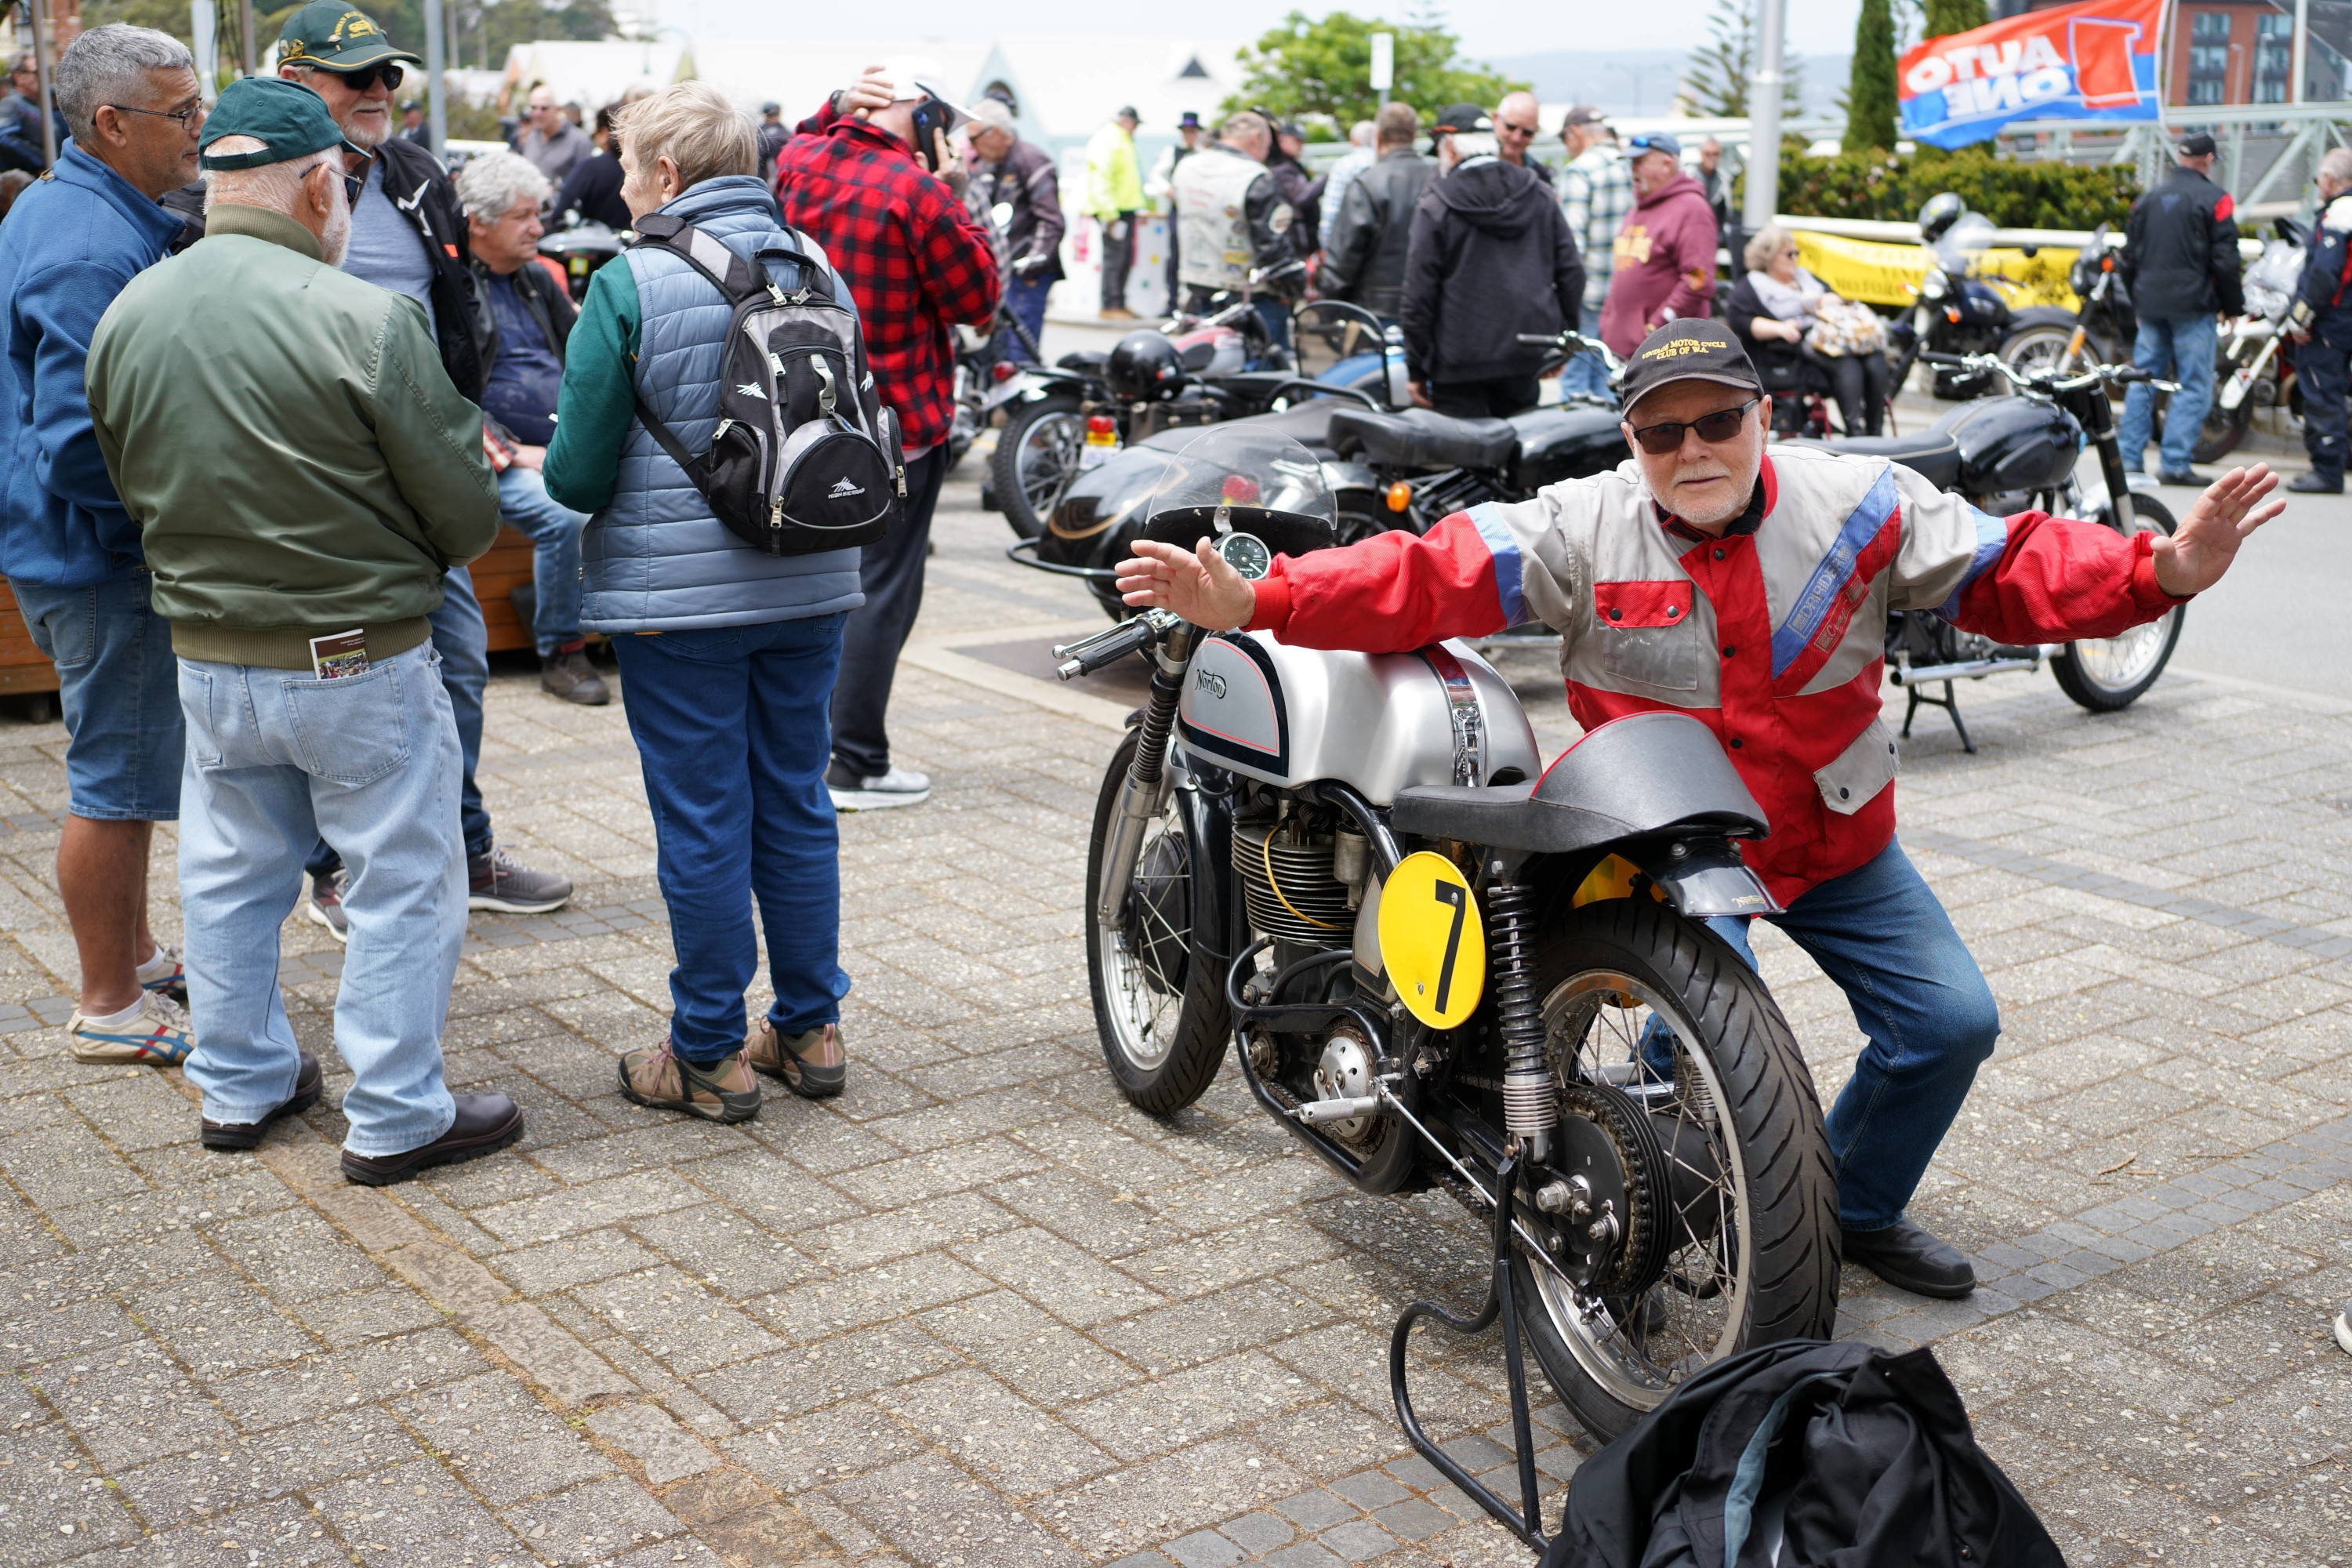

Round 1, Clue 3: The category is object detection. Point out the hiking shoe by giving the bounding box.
[341,1093,526,1185]
[826,760,930,812]
[746,1018,846,1099]
[467,844,572,914]
[136,941,187,1007]
[67,990,193,1067]
[539,646,611,706]
[201,1052,321,1150]
[617,1038,762,1123]
[305,869,350,944]
[2336,1300,2352,1358]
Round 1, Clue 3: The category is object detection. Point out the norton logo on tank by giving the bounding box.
[1897,0,2160,149]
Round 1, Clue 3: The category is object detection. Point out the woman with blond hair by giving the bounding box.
[1726,223,1890,437]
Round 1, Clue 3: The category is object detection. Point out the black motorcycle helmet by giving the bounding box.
[1918,192,1966,245]
[1106,329,1185,402]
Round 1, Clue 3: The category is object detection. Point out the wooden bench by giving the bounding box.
[0,524,548,698]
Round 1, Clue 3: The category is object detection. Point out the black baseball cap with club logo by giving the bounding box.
[276,2,422,72]
[1617,320,1762,418]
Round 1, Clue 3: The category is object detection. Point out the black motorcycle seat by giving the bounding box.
[1058,350,1107,374]
[1805,400,1972,489]
[1327,406,1518,471]
[1391,712,1766,855]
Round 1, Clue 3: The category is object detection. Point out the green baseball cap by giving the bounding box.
[200,75,362,169]
[275,2,422,71]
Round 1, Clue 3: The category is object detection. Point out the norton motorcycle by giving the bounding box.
[1820,350,2186,750]
[1058,427,1839,1545]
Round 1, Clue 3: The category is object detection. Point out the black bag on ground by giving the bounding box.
[1541,1339,2063,1568]
[627,214,903,557]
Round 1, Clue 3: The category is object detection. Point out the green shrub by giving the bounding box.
[1756,146,2140,230]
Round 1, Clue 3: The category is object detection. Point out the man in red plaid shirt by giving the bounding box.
[777,60,1000,812]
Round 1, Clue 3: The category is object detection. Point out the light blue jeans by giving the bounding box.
[499,465,588,656]
[2117,312,2219,475]
[1558,303,1613,402]
[177,642,467,1156]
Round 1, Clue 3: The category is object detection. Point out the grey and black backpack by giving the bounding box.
[629,213,902,557]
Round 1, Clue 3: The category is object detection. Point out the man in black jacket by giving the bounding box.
[1319,102,1431,321]
[2118,131,2244,485]
[278,2,574,934]
[1398,103,1584,419]
[965,99,1063,364]
[2286,148,2352,494]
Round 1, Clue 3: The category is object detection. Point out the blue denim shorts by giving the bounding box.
[13,573,183,821]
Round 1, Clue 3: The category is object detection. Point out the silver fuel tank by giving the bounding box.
[1174,633,1541,801]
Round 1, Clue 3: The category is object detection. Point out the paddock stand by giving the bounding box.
[1899,677,1976,754]
[1388,1149,1551,1552]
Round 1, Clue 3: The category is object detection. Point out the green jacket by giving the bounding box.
[86,204,499,668]
[1083,122,1142,220]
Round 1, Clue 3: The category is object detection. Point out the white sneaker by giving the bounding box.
[2336,1302,2352,1358]
[67,990,194,1067]
[827,763,931,811]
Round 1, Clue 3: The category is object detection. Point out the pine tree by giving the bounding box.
[1922,0,1989,40]
[1843,0,1900,154]
[1682,0,1806,119]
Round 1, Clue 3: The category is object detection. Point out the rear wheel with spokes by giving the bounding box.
[1509,897,1839,1440]
[1085,730,1230,1114]
[993,393,1087,540]
[2052,493,2182,712]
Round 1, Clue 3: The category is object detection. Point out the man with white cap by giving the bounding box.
[775,60,1000,811]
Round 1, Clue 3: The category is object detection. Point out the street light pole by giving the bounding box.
[421,0,445,158]
[26,0,55,168]
[241,0,255,74]
[1744,0,1786,230]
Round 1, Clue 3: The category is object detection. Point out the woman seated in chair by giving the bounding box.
[1726,225,1890,437]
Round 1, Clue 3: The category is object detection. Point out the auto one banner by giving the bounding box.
[1898,0,2161,149]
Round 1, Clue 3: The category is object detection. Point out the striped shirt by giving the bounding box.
[1559,146,1635,313]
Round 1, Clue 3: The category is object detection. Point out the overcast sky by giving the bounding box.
[655,0,1870,61]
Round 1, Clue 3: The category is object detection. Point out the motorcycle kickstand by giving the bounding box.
[1388,1149,1549,1552]
[1900,678,1976,753]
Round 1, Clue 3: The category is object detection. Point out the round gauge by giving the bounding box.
[1217,532,1272,581]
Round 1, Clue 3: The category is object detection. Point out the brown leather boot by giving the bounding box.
[746,1019,846,1099]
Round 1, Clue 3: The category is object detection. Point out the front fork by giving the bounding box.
[2074,376,2139,532]
[1094,622,1201,926]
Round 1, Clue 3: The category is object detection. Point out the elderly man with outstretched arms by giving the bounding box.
[1116,319,2283,1301]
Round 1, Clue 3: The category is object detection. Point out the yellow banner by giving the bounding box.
[1788,230,2082,312]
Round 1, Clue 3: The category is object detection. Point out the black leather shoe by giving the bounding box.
[1841,1218,1977,1298]
[200,1052,322,1150]
[2287,471,2343,494]
[340,1093,524,1186]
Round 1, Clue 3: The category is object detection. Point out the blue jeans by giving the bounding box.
[1642,839,2001,1232]
[177,643,467,1156]
[997,270,1052,365]
[611,613,851,1063]
[2118,313,2219,474]
[305,566,489,880]
[1557,303,1613,401]
[13,573,183,820]
[499,466,587,656]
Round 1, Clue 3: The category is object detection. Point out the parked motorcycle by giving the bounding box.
[1820,350,2185,750]
[995,299,1406,547]
[1998,222,2134,383]
[1058,427,1838,1537]
[1889,201,2076,402]
[2191,217,2307,463]
[537,214,626,303]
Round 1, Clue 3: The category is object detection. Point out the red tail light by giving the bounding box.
[1087,416,1118,435]
[990,361,1022,382]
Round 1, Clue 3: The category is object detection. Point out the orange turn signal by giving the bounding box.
[1385,482,1412,513]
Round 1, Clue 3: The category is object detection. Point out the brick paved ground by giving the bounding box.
[2,464,2350,1568]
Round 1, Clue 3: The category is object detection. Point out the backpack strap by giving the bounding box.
[633,216,831,304]
[630,388,703,473]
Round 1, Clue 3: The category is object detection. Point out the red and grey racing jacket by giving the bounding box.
[1243,445,2188,906]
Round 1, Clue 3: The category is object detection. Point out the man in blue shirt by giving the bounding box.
[454,150,606,706]
[0,24,202,1065]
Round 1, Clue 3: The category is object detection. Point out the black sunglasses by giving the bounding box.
[327,61,405,92]
[1628,398,1760,455]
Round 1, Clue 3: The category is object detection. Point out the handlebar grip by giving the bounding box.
[1053,617,1154,681]
[1917,351,1965,366]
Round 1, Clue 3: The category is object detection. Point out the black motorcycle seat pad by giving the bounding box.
[1327,406,1519,471]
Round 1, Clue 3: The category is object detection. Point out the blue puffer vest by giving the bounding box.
[579,176,864,633]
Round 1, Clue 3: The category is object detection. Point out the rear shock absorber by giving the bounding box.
[1486,873,1554,1163]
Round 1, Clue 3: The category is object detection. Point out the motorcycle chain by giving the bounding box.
[1558,1078,1673,1299]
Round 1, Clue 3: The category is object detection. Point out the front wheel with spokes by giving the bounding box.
[1085,730,1232,1114]
[2051,493,2182,712]
[1509,896,1840,1441]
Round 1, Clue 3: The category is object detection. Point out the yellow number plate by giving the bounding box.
[1378,851,1485,1029]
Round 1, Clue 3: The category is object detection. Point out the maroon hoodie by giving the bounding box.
[1599,172,1719,357]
